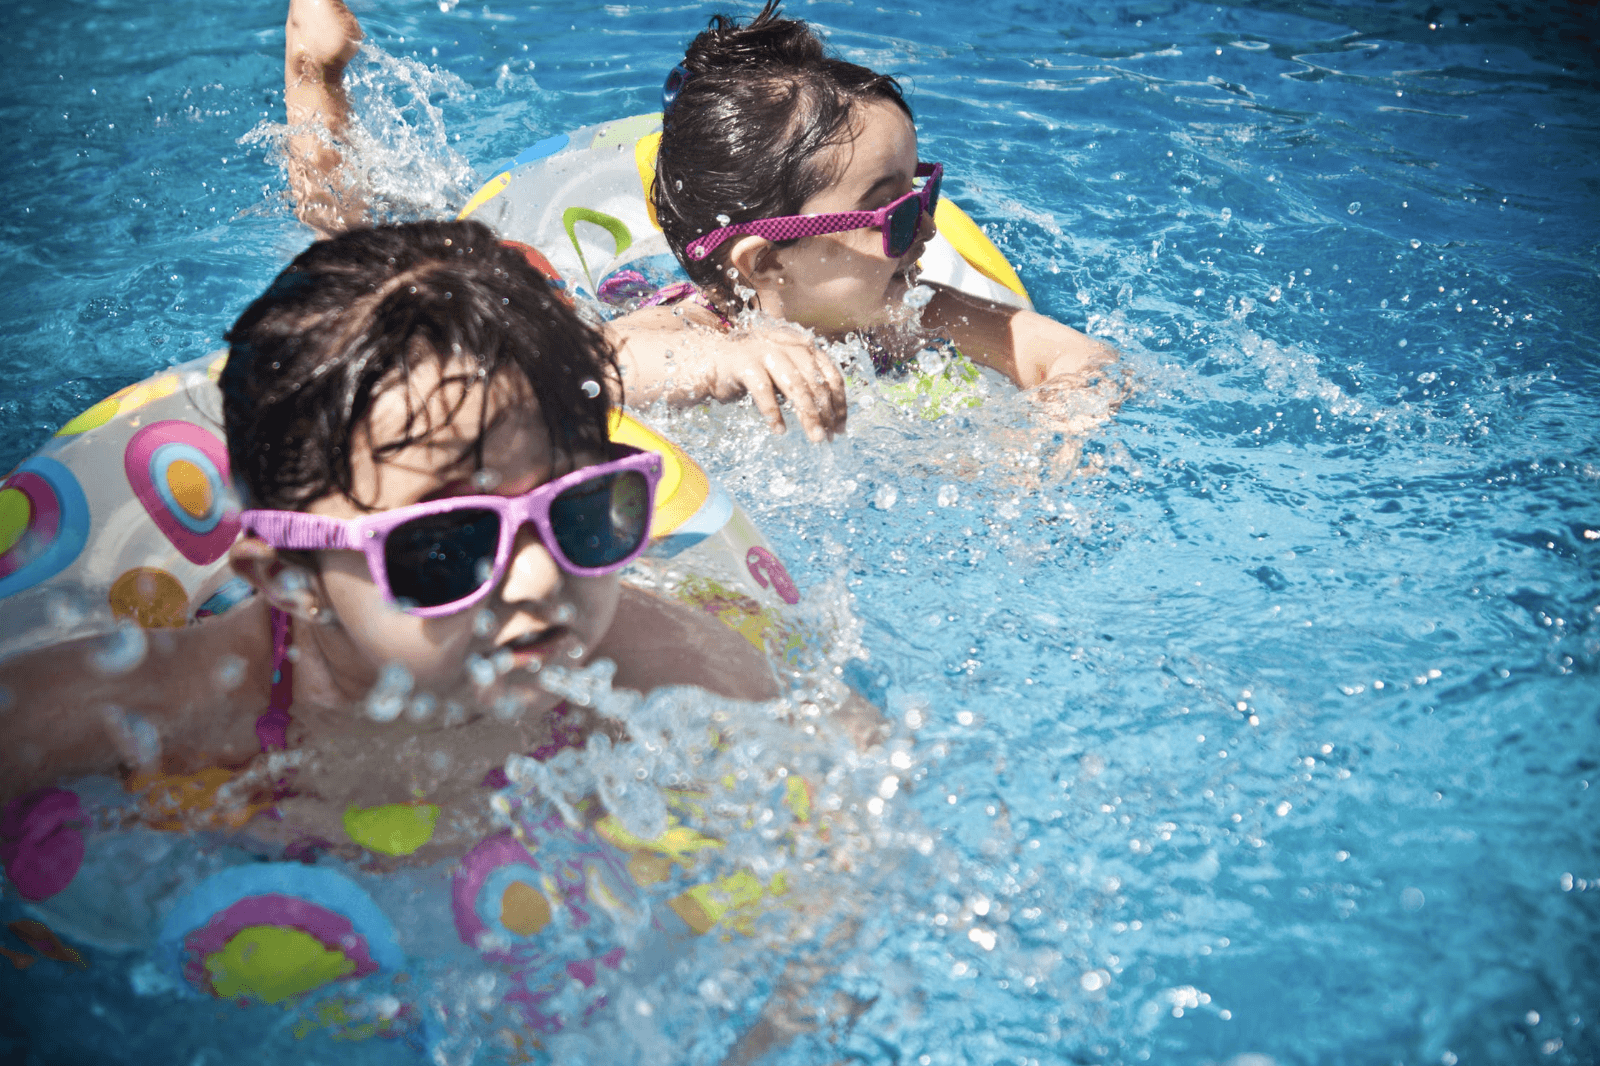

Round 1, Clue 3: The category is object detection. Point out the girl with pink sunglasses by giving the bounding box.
[0,221,779,858]
[608,1,1119,442]
[280,0,1117,445]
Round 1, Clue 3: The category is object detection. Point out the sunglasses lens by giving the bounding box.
[550,469,651,569]
[925,169,941,213]
[384,509,501,609]
[888,197,922,258]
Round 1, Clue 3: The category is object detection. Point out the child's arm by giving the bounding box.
[606,308,850,443]
[284,0,366,238]
[0,608,271,803]
[919,281,1119,390]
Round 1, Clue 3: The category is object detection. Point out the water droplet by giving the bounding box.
[493,693,525,721]
[407,693,438,722]
[44,589,87,631]
[937,485,959,507]
[1347,201,1361,215]
[364,662,414,722]
[102,705,161,767]
[466,654,496,688]
[1401,886,1425,911]
[901,284,935,309]
[580,379,601,398]
[472,468,502,491]
[214,654,247,692]
[473,609,497,638]
[715,213,731,226]
[91,623,148,675]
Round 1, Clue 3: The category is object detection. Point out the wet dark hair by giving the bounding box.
[653,0,912,305]
[221,220,618,511]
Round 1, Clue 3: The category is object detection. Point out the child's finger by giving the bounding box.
[780,342,842,439]
[740,366,788,435]
[765,356,827,443]
[794,346,839,435]
[813,350,848,434]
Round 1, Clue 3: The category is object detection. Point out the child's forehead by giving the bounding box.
[362,359,548,469]
[816,100,918,192]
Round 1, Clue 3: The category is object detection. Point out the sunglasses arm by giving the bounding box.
[239,510,362,552]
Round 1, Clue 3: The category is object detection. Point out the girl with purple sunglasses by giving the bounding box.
[0,220,779,858]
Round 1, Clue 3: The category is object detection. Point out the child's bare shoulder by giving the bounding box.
[0,599,272,800]
[600,584,779,703]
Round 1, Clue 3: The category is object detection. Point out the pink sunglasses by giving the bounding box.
[240,447,661,618]
[684,162,943,263]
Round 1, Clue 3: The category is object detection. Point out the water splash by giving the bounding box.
[241,44,477,223]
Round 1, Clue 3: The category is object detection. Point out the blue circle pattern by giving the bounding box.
[147,441,226,536]
[0,456,90,600]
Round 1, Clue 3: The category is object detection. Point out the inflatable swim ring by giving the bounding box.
[459,111,1031,312]
[0,354,804,663]
[459,113,1031,419]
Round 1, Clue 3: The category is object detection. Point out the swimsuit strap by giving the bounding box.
[638,281,734,331]
[257,607,294,752]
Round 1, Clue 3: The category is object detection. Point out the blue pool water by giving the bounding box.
[3,1,1598,1063]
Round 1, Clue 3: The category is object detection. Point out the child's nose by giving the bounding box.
[497,523,564,606]
[906,207,937,260]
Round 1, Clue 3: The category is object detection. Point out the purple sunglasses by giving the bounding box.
[684,162,943,264]
[240,446,661,618]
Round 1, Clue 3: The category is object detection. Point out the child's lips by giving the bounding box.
[500,626,570,669]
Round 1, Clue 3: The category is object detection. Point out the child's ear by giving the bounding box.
[229,537,326,621]
[725,236,782,286]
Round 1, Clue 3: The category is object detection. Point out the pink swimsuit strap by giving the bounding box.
[257,607,294,752]
[638,281,734,331]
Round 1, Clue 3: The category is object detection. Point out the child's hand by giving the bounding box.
[704,326,848,442]
[609,311,849,443]
[287,0,362,74]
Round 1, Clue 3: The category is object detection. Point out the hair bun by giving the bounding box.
[684,1,823,74]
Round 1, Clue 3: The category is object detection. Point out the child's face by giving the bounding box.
[764,99,934,336]
[301,358,620,711]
